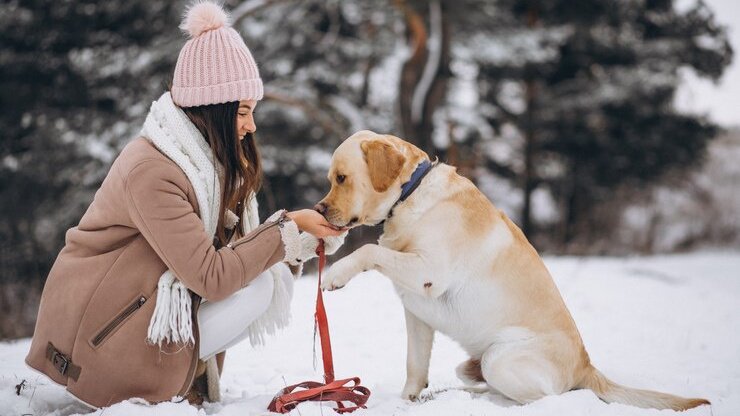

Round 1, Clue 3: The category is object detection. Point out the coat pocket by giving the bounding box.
[90,294,147,348]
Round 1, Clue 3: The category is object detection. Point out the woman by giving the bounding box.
[25,1,345,409]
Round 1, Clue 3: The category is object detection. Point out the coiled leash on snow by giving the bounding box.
[268,240,371,413]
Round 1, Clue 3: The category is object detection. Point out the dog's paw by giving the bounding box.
[320,258,359,291]
[401,380,427,402]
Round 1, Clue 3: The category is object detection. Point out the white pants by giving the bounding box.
[197,263,294,360]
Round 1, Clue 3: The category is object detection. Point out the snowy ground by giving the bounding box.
[2,251,739,416]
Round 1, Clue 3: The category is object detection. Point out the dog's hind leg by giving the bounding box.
[479,331,569,404]
[401,308,434,401]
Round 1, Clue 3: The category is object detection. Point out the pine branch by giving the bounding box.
[263,91,345,138]
[232,0,293,27]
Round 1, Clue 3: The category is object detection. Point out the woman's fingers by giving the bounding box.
[318,224,345,237]
[287,209,348,237]
[318,217,345,231]
[306,224,343,238]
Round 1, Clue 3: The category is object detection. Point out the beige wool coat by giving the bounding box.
[25,137,290,408]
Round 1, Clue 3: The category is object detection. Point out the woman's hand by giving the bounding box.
[286,209,346,238]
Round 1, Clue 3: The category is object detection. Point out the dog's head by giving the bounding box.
[316,130,429,228]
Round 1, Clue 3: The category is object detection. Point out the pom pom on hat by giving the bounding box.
[180,1,230,38]
[172,0,264,106]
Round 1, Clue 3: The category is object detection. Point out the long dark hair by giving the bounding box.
[181,101,262,247]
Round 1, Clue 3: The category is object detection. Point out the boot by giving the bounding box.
[184,351,226,405]
[184,359,209,405]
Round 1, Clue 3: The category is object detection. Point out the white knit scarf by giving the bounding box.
[140,92,291,349]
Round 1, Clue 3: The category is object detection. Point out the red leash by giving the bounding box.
[268,240,371,413]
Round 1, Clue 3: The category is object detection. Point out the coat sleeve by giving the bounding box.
[123,158,288,301]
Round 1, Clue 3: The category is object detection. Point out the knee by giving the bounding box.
[242,271,274,314]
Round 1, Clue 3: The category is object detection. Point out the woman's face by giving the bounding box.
[237,99,257,140]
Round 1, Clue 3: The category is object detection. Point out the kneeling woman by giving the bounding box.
[25,1,345,408]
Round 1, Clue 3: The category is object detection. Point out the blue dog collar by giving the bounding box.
[398,159,434,203]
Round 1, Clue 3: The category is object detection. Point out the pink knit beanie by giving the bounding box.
[171,1,264,107]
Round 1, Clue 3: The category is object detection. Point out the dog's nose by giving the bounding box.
[314,202,328,215]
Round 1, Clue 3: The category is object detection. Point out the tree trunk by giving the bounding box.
[396,0,427,145]
[421,1,451,159]
[394,0,450,157]
[521,79,537,236]
[519,7,539,236]
[561,163,578,248]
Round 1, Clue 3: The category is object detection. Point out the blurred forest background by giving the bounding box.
[1,0,738,339]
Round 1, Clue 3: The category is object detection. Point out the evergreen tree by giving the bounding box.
[0,0,180,282]
[465,0,732,247]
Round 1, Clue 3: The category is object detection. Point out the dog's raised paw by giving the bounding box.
[320,280,345,291]
[321,260,357,291]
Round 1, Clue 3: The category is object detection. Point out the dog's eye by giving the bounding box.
[336,174,346,184]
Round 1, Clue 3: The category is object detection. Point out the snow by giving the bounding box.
[2,251,740,416]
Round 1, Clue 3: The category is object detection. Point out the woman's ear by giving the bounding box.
[360,140,406,192]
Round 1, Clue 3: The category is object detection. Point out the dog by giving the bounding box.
[315,130,709,411]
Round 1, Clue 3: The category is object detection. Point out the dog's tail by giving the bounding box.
[579,366,709,411]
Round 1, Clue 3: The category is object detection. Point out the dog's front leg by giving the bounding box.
[402,308,434,401]
[363,244,447,298]
[321,244,449,298]
[323,244,446,297]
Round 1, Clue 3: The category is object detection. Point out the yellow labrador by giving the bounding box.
[316,130,708,411]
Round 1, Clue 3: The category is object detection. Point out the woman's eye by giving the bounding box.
[336,175,346,184]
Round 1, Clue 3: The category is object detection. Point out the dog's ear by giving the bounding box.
[361,140,406,192]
